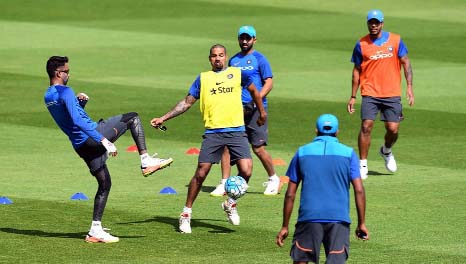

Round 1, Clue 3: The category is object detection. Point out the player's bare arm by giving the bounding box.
[400,55,414,106]
[246,83,267,125]
[151,94,197,128]
[276,181,298,247]
[348,65,361,113]
[352,178,369,240]
[260,77,273,98]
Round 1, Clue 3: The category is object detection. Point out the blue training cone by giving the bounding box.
[70,192,89,201]
[0,196,13,204]
[159,187,177,194]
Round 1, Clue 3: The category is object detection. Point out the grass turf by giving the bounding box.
[1,0,466,263]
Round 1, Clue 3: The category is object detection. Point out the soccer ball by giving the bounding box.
[224,176,248,199]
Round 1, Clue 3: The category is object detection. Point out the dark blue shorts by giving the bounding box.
[243,103,268,147]
[198,132,251,165]
[75,114,133,175]
[361,96,403,122]
[290,222,349,264]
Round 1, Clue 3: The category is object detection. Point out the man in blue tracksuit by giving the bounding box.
[44,56,173,243]
[276,114,369,264]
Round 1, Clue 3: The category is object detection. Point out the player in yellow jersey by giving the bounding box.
[151,44,266,233]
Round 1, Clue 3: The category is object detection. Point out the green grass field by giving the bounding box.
[1,0,466,263]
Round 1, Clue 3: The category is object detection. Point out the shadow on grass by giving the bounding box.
[368,170,393,177]
[118,216,235,234]
[0,228,145,240]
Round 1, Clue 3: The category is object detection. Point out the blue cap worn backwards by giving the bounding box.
[367,9,384,22]
[238,25,256,38]
[316,114,339,134]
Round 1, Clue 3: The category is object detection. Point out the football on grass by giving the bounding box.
[224,176,248,199]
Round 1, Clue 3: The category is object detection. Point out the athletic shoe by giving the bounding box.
[263,175,280,195]
[379,147,397,173]
[222,201,240,225]
[141,156,173,177]
[179,213,192,234]
[210,181,226,197]
[85,230,119,243]
[360,163,368,180]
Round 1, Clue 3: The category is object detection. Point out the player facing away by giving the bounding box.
[151,44,266,233]
[210,25,279,197]
[44,56,173,243]
[347,9,414,179]
[276,114,368,264]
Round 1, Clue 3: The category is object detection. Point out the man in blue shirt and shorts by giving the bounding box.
[276,114,369,263]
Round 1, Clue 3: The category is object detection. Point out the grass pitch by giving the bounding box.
[1,0,466,263]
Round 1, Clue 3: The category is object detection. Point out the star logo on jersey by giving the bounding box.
[210,88,217,95]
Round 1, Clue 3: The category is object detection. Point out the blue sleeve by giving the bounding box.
[188,75,201,99]
[398,38,408,58]
[257,55,273,80]
[350,150,360,180]
[241,74,253,88]
[351,42,362,66]
[286,152,301,184]
[62,88,103,142]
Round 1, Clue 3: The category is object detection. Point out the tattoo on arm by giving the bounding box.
[164,95,196,120]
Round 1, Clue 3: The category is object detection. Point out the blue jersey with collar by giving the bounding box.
[286,136,360,224]
[44,85,103,148]
[229,50,273,107]
[188,67,254,134]
[351,31,408,66]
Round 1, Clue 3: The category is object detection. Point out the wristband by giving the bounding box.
[351,96,356,99]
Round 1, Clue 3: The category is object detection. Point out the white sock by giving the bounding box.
[360,159,367,167]
[140,153,150,162]
[90,221,102,232]
[221,179,227,184]
[183,207,192,214]
[382,145,391,154]
[269,174,279,181]
[227,197,237,205]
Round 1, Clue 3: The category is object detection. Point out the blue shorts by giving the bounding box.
[243,103,268,147]
[290,222,349,264]
[361,96,403,122]
[75,113,134,175]
[198,132,251,165]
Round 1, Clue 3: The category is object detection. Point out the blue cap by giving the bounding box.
[238,25,256,38]
[316,114,339,134]
[367,9,384,22]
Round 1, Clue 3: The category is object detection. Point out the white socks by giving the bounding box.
[382,145,392,154]
[360,159,367,167]
[183,207,192,214]
[90,221,102,233]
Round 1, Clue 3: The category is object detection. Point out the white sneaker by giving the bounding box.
[141,156,173,177]
[222,201,240,225]
[210,181,226,197]
[379,147,397,173]
[179,213,192,233]
[360,163,368,180]
[263,175,280,195]
[85,230,119,243]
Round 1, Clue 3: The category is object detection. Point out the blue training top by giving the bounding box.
[44,85,103,148]
[286,136,360,224]
[229,50,273,107]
